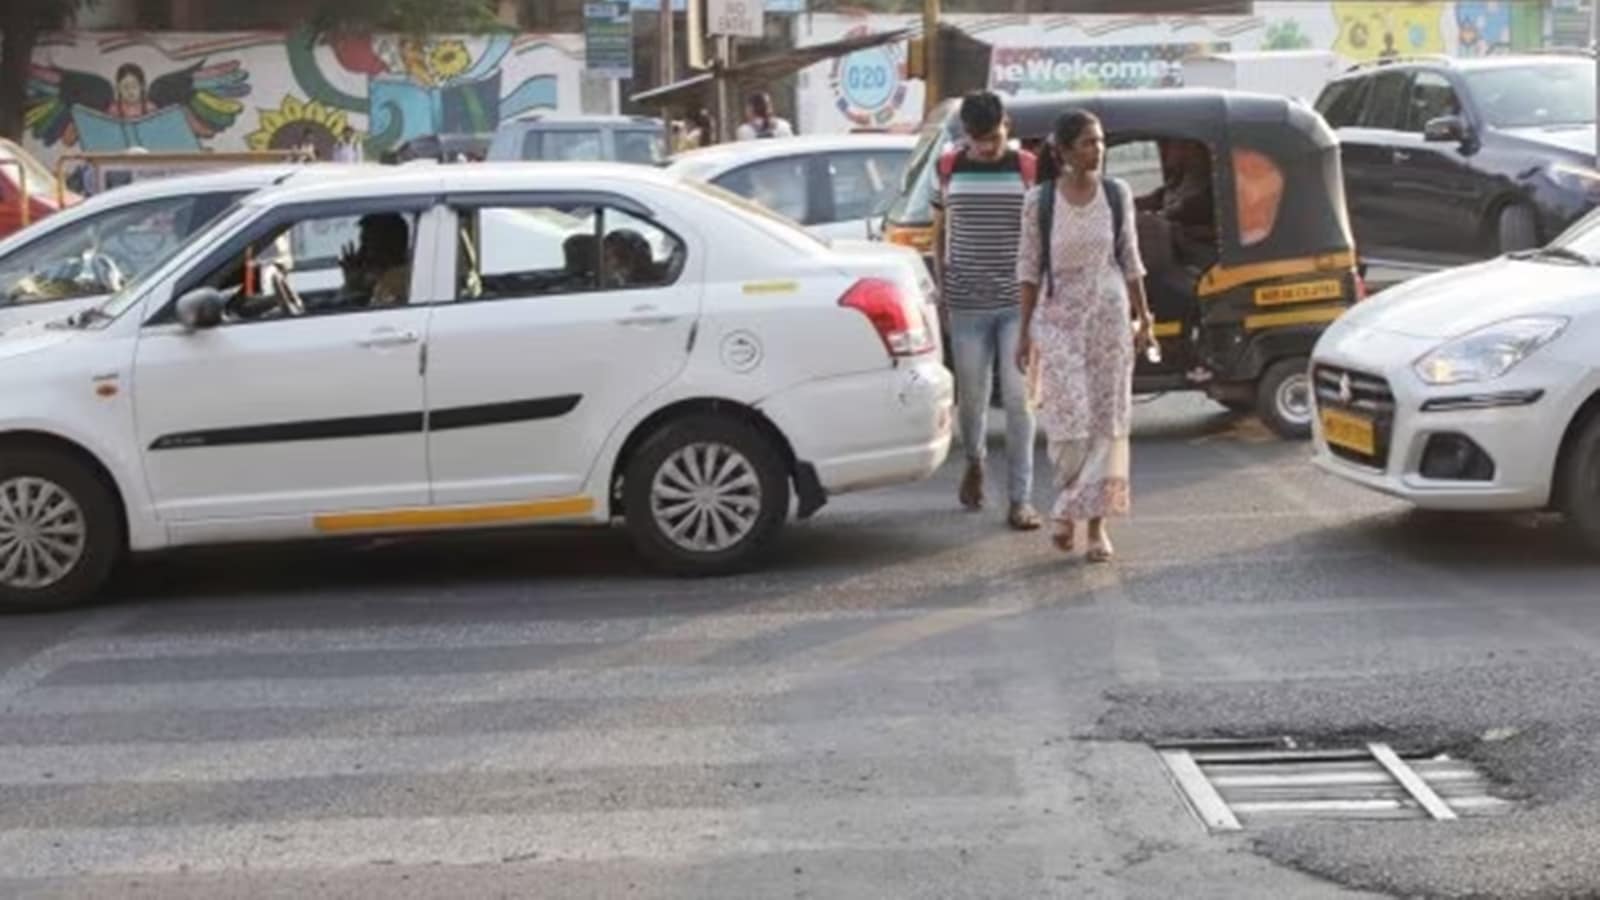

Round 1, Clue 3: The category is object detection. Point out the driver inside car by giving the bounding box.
[338,213,412,307]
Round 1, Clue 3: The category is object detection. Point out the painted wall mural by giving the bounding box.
[797,3,1471,136]
[23,31,587,166]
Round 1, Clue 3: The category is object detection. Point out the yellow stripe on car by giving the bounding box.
[1243,305,1347,331]
[315,496,596,533]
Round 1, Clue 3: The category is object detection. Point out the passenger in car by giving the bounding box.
[562,234,599,288]
[602,230,654,287]
[338,213,412,306]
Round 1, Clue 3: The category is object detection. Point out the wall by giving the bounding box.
[23,31,587,166]
[798,2,1489,135]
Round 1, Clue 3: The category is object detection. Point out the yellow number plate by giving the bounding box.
[1320,408,1376,456]
[1255,279,1344,306]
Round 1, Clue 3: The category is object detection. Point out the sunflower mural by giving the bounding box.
[284,30,559,155]
[246,96,351,159]
[1332,2,1446,62]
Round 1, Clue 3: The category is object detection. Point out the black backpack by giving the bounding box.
[1036,176,1126,297]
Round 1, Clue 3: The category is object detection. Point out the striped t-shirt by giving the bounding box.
[932,148,1037,311]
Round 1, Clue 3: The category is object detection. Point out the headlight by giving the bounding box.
[1413,316,1568,386]
[1546,162,1600,194]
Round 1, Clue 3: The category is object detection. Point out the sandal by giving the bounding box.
[1050,520,1075,553]
[1008,503,1043,532]
[1086,533,1115,564]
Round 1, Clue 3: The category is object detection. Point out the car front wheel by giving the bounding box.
[623,415,791,576]
[1559,412,1600,555]
[0,450,121,614]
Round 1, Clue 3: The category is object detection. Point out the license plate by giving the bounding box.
[1320,408,1376,456]
[1255,279,1344,306]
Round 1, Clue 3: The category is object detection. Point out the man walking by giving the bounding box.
[932,90,1041,530]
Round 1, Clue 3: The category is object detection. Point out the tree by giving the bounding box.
[0,0,91,141]
[307,0,504,38]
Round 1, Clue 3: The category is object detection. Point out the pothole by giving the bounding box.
[1155,737,1517,832]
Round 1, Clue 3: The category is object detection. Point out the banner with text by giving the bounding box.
[990,43,1230,94]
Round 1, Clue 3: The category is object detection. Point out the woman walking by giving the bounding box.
[1015,110,1155,562]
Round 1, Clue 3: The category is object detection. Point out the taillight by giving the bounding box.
[840,277,935,358]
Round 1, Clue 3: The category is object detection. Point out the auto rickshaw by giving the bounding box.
[880,89,1361,439]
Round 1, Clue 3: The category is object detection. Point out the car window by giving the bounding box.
[1465,62,1597,128]
[180,207,422,324]
[616,130,665,165]
[714,157,812,224]
[1316,78,1370,129]
[1361,71,1409,130]
[456,202,684,301]
[679,179,827,254]
[827,150,911,223]
[1103,142,1166,197]
[1405,72,1460,132]
[0,191,237,309]
[1234,148,1285,247]
[522,130,605,162]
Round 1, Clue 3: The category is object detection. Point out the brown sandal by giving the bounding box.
[959,462,985,511]
[1050,520,1075,552]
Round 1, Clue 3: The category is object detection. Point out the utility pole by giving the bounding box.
[659,0,676,89]
[1592,0,1599,166]
[922,0,941,117]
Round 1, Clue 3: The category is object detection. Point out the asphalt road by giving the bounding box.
[2,395,1598,899]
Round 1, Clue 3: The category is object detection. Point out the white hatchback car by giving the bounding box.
[1311,212,1600,549]
[0,163,952,611]
[0,165,357,335]
[665,135,916,241]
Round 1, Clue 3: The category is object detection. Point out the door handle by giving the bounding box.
[617,304,680,327]
[358,328,420,348]
[1393,149,1413,163]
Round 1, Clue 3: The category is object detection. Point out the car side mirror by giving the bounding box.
[1424,115,1469,144]
[175,287,225,330]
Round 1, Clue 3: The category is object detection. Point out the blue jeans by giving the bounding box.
[949,306,1035,506]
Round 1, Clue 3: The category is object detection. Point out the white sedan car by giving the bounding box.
[1310,211,1600,549]
[0,163,952,611]
[665,134,916,241]
[0,165,358,335]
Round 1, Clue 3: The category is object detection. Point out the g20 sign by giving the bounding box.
[830,34,909,128]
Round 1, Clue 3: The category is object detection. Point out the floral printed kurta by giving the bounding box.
[1016,179,1145,520]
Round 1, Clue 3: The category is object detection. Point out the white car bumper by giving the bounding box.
[1311,327,1576,511]
[760,357,953,496]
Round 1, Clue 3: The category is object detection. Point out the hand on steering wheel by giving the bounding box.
[260,263,305,317]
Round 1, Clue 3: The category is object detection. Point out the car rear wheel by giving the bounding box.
[623,415,791,576]
[1256,357,1314,440]
[1497,204,1539,255]
[0,450,121,614]
[1559,413,1600,555]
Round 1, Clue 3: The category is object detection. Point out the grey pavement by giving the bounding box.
[0,395,1596,898]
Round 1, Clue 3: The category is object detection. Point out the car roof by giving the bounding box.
[665,134,917,170]
[1329,53,1592,81]
[241,161,686,208]
[504,114,662,128]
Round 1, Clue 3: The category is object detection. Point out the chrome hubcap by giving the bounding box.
[651,443,762,553]
[1277,372,1313,426]
[0,476,87,590]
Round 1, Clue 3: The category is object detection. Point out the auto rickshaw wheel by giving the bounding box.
[1257,357,1314,441]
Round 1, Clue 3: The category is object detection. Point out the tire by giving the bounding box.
[1558,413,1600,555]
[623,415,791,576]
[0,449,122,614]
[1256,357,1314,441]
[1497,204,1539,255]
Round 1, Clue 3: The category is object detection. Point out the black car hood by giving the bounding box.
[1500,124,1598,157]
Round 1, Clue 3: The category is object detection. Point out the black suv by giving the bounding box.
[1315,55,1598,270]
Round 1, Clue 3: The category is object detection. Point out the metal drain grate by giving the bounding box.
[1156,739,1516,832]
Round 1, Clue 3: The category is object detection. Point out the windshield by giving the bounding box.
[678,179,826,253]
[884,124,949,227]
[93,198,249,322]
[1465,62,1596,128]
[616,130,666,165]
